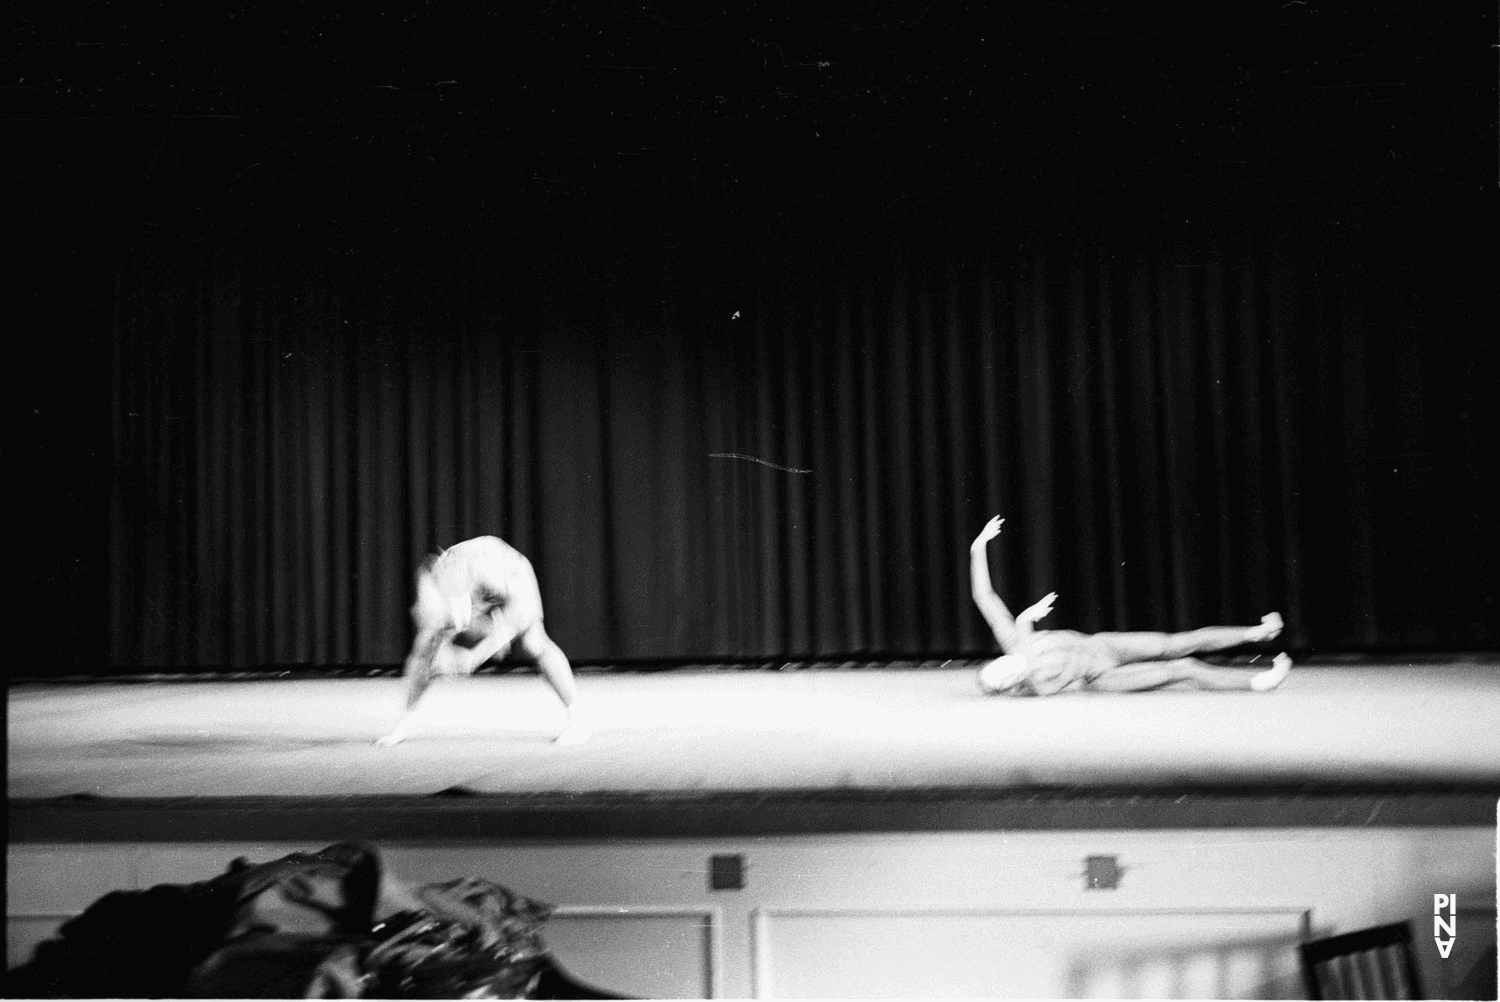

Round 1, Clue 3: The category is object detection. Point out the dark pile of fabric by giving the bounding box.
[6,842,627,999]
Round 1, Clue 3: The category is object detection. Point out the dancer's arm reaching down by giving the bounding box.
[970,516,1025,654]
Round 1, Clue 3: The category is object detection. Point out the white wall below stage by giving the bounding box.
[8,827,1497,999]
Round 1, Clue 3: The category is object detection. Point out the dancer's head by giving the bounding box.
[978,654,1032,695]
[411,562,471,636]
[405,562,471,679]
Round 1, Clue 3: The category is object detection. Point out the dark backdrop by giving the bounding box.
[9,4,1496,674]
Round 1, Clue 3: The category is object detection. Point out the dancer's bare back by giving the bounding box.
[413,536,542,654]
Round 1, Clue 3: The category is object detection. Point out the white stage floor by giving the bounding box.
[9,663,1500,801]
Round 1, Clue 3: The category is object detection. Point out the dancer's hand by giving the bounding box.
[1019,591,1057,624]
[972,516,1005,549]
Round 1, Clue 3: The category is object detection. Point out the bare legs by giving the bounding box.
[1081,613,1291,694]
[375,638,448,747]
[374,677,430,747]
[1085,652,1293,693]
[1094,613,1284,663]
[376,618,590,746]
[513,622,591,745]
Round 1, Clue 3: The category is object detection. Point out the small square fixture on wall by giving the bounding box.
[1084,855,1123,890]
[710,853,745,891]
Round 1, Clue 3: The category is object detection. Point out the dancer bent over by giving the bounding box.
[969,516,1292,696]
[376,535,591,746]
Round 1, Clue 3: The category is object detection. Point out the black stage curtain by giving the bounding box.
[98,202,1496,671]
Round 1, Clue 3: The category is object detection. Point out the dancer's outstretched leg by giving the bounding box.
[1155,611,1283,655]
[1087,652,1292,693]
[378,619,487,746]
[514,623,590,745]
[376,662,439,746]
[1096,613,1284,664]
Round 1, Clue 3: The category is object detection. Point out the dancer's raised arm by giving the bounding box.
[970,516,1022,653]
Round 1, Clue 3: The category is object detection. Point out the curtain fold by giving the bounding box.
[102,210,1495,671]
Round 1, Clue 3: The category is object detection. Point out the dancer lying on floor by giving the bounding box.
[377,535,590,746]
[969,516,1292,696]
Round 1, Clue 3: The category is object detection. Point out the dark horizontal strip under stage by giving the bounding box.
[10,786,1500,843]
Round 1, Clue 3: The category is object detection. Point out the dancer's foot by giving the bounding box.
[375,727,409,747]
[1248,612,1284,643]
[555,721,591,745]
[1251,652,1293,692]
[554,707,591,745]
